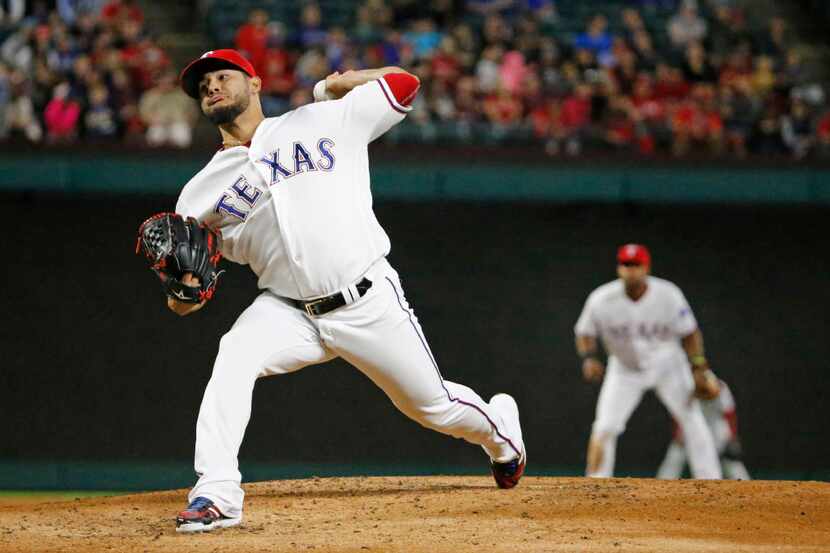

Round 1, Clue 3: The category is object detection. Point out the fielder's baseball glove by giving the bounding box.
[136,212,223,304]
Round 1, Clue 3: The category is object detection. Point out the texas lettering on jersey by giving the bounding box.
[214,138,337,221]
[258,138,336,186]
[605,321,673,341]
[215,175,264,221]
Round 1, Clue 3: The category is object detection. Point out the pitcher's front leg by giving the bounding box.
[323,270,525,482]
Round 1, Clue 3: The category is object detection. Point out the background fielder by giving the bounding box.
[657,378,751,480]
[575,244,722,479]
[165,49,526,532]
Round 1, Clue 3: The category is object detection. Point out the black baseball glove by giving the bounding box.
[136,212,224,304]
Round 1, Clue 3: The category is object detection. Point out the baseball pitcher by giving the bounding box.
[575,244,722,479]
[136,49,526,533]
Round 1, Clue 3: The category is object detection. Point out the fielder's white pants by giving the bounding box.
[656,417,751,480]
[188,259,524,518]
[587,358,722,479]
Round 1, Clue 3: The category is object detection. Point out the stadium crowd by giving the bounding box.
[0,0,196,147]
[2,0,830,158]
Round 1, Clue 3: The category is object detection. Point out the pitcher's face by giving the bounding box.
[199,69,253,125]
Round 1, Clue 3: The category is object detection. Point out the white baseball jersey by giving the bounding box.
[575,276,698,372]
[175,78,409,300]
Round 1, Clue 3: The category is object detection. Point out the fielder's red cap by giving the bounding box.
[180,49,258,99]
[617,243,651,266]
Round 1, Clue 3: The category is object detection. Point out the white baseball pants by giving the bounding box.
[656,440,751,480]
[187,258,524,518]
[656,416,751,480]
[587,358,722,479]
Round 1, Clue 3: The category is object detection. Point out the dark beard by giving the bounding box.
[205,95,249,125]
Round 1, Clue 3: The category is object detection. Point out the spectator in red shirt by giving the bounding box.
[259,38,296,117]
[670,84,723,156]
[561,83,592,128]
[482,84,523,134]
[100,0,143,28]
[631,75,668,152]
[44,81,81,143]
[654,64,690,101]
[121,33,170,91]
[235,9,270,74]
[631,75,666,122]
[260,49,294,96]
[558,82,592,155]
[815,110,830,159]
[431,36,461,86]
[530,98,560,141]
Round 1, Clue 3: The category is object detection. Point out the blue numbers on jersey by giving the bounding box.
[258,138,337,185]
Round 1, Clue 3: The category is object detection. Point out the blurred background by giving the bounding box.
[1,0,828,492]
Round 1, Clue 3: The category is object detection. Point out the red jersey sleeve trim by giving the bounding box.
[377,73,419,113]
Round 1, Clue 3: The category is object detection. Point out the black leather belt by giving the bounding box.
[292,278,373,317]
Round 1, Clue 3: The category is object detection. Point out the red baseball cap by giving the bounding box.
[179,49,258,99]
[617,243,651,266]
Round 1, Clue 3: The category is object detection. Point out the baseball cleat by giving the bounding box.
[489,393,527,489]
[491,455,526,489]
[175,496,241,533]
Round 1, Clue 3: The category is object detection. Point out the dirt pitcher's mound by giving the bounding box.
[0,476,827,552]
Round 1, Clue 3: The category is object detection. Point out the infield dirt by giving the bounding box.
[0,476,827,552]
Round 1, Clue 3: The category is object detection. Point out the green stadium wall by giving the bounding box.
[1,154,829,203]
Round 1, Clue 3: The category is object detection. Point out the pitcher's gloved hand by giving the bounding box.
[136,212,224,304]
